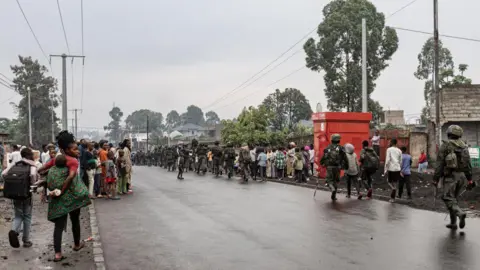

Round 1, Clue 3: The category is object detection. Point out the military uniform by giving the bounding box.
[223,144,236,179]
[238,145,252,183]
[211,142,223,177]
[196,144,208,174]
[177,146,188,179]
[320,134,347,201]
[433,125,474,230]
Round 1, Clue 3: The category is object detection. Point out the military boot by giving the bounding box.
[453,205,467,229]
[446,213,458,230]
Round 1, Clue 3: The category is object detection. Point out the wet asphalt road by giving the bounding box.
[95,166,480,270]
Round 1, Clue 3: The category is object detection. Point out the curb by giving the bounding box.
[267,178,413,206]
[89,201,106,270]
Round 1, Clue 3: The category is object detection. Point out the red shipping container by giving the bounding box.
[312,112,372,179]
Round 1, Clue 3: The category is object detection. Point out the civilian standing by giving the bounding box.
[418,150,428,173]
[399,146,412,199]
[275,147,286,180]
[98,141,109,197]
[309,144,315,177]
[257,149,267,181]
[371,131,381,157]
[384,138,403,203]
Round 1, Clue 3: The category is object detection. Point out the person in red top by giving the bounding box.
[418,150,428,173]
[98,141,109,197]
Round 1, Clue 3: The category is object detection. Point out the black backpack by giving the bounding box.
[3,161,33,200]
[363,150,379,171]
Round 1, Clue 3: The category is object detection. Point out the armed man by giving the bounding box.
[223,142,236,179]
[433,125,475,230]
[211,141,223,177]
[196,143,208,174]
[177,143,189,180]
[320,134,348,201]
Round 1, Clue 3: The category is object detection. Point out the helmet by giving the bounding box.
[330,134,341,142]
[214,140,220,145]
[446,125,463,137]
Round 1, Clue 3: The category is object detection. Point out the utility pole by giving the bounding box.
[433,0,441,146]
[69,109,82,138]
[362,18,367,113]
[50,94,55,142]
[50,54,85,131]
[146,115,149,152]
[27,86,32,146]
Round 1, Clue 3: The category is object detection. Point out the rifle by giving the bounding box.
[313,181,319,198]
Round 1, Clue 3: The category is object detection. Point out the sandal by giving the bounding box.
[73,241,85,251]
[54,256,66,262]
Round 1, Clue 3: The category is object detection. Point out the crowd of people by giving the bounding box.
[0,130,133,262]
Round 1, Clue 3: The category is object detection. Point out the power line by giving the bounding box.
[15,0,49,63]
[56,0,71,54]
[391,26,480,43]
[0,94,17,105]
[203,0,423,111]
[386,0,421,19]
[0,80,15,90]
[0,73,13,84]
[202,27,317,110]
[212,66,306,111]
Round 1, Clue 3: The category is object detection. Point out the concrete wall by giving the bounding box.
[442,121,480,147]
[409,132,428,166]
[382,110,405,125]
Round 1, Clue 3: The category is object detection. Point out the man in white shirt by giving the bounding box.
[41,144,50,164]
[371,131,381,156]
[308,144,315,177]
[384,138,402,203]
[9,145,22,165]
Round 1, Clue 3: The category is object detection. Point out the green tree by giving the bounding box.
[449,64,472,85]
[304,0,397,115]
[205,111,220,125]
[104,106,124,142]
[0,118,20,142]
[221,106,273,146]
[125,109,164,133]
[414,37,454,110]
[165,110,181,130]
[262,88,312,131]
[181,105,205,126]
[10,56,59,146]
[281,88,313,130]
[262,89,286,131]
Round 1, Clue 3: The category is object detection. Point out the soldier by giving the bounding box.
[433,125,475,230]
[238,143,252,183]
[211,141,223,177]
[320,134,348,201]
[166,146,174,171]
[223,143,236,179]
[196,143,208,174]
[177,144,189,180]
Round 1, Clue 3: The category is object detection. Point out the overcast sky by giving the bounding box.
[1,0,479,131]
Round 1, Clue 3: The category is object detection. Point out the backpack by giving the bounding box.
[363,150,379,171]
[445,141,470,170]
[212,146,222,157]
[240,149,251,163]
[3,161,32,200]
[321,145,343,167]
[224,148,235,160]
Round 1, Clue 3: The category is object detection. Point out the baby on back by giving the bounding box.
[47,155,69,191]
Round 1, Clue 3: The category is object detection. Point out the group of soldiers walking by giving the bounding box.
[134,139,239,181]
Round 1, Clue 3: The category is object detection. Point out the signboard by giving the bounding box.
[469,148,479,159]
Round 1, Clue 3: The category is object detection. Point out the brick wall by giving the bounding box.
[431,84,480,123]
[442,121,480,147]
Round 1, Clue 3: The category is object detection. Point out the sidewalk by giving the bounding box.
[0,194,94,269]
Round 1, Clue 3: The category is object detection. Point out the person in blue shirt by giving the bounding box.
[257,149,268,182]
[399,146,412,199]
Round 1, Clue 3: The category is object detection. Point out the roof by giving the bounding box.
[433,84,480,123]
[175,123,203,132]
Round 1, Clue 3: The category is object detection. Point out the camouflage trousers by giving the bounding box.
[442,172,467,217]
[240,162,252,182]
[325,167,341,192]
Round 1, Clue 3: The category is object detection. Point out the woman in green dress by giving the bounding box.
[40,131,91,262]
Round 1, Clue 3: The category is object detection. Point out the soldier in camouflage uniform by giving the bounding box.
[320,134,348,201]
[177,144,189,180]
[433,125,475,230]
[223,143,236,179]
[211,141,223,177]
[238,143,252,183]
[196,144,208,174]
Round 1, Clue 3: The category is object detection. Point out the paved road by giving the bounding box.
[95,166,480,270]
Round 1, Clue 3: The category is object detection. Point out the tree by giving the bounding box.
[104,106,123,142]
[414,37,454,111]
[221,106,273,146]
[165,110,181,130]
[449,64,472,85]
[182,105,205,126]
[304,0,398,113]
[262,88,312,131]
[281,88,313,129]
[262,89,286,131]
[205,111,220,125]
[125,109,164,133]
[10,56,59,146]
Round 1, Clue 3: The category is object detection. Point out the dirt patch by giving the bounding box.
[0,193,94,270]
[273,167,480,217]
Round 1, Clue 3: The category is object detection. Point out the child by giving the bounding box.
[116,149,128,194]
[275,147,286,180]
[294,147,304,183]
[345,143,362,199]
[105,151,120,200]
[257,149,267,181]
